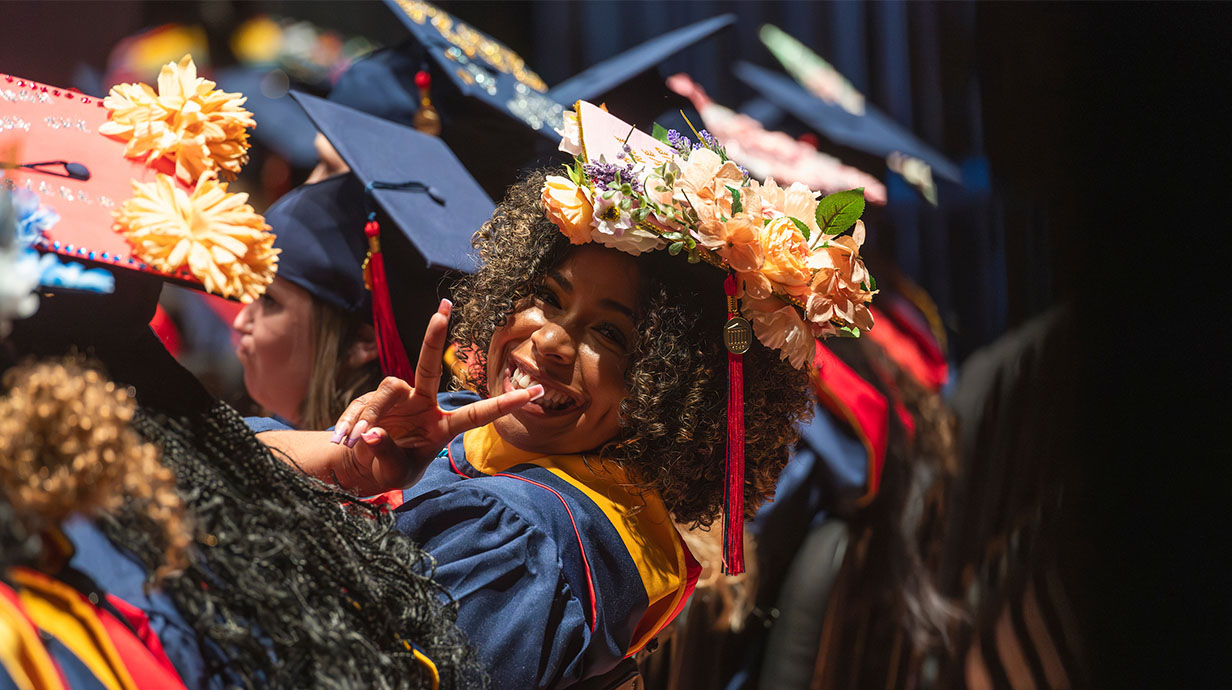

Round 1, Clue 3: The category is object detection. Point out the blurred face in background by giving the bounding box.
[233,277,315,424]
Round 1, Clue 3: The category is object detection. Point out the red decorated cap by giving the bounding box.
[0,66,276,303]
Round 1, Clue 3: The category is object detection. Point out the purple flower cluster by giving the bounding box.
[666,129,692,154]
[583,160,643,194]
[667,127,720,153]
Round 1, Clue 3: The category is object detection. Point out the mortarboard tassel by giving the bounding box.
[361,180,447,383]
[364,213,414,382]
[412,69,441,137]
[722,274,748,574]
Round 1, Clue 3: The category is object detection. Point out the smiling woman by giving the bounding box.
[257,168,817,689]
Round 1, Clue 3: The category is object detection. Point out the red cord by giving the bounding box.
[723,274,746,575]
[365,219,414,381]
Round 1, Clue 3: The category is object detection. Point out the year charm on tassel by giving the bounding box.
[724,316,752,354]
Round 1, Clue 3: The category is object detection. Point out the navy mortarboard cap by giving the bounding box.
[215,66,320,168]
[264,173,370,315]
[547,14,735,128]
[291,90,494,379]
[380,0,565,138]
[734,61,962,183]
[327,45,423,129]
[291,91,492,274]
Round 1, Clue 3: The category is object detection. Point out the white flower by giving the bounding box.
[593,190,635,238]
[556,110,583,156]
[591,225,665,256]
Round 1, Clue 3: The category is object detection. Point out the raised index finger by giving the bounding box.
[444,385,544,437]
[413,299,452,400]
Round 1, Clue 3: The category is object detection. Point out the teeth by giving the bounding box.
[509,364,572,410]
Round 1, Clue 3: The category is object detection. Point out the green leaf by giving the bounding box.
[815,188,865,235]
[869,275,877,291]
[727,186,743,215]
[839,325,862,338]
[661,231,686,241]
[652,123,670,144]
[687,249,701,263]
[668,241,684,256]
[788,216,811,240]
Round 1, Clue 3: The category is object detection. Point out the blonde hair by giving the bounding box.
[297,299,382,430]
[0,358,190,577]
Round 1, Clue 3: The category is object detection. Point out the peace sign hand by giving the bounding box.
[329,299,543,493]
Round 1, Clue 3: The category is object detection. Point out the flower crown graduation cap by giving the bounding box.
[542,101,878,573]
[0,56,277,304]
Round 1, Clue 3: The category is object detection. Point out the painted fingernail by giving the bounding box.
[330,422,349,444]
[347,420,368,448]
[528,384,545,401]
[361,429,381,443]
[439,298,452,313]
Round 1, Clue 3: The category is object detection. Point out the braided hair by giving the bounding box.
[4,270,480,688]
[100,399,481,689]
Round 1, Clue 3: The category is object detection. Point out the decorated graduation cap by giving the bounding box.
[544,101,879,573]
[734,56,962,186]
[291,90,494,380]
[0,58,278,304]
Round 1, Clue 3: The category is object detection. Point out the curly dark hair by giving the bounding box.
[101,398,482,690]
[450,170,813,527]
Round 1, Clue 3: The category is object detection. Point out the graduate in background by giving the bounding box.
[232,102,493,430]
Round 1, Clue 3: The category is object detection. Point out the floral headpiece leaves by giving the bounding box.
[100,55,255,185]
[542,101,877,369]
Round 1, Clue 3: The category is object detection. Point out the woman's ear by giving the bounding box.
[345,324,380,368]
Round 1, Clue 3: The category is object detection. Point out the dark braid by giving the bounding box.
[100,400,482,689]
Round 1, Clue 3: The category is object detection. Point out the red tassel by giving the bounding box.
[365,219,414,381]
[722,275,746,575]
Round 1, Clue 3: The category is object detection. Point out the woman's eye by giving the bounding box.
[596,323,628,350]
[260,293,280,311]
[533,284,561,308]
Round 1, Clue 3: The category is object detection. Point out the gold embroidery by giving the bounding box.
[392,0,549,93]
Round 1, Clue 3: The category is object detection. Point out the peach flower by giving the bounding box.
[752,177,821,238]
[742,296,816,370]
[101,55,255,184]
[677,147,744,213]
[541,175,595,245]
[691,200,763,273]
[757,216,814,301]
[805,220,876,332]
[113,173,277,302]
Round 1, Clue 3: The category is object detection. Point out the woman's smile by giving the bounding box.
[500,354,586,415]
